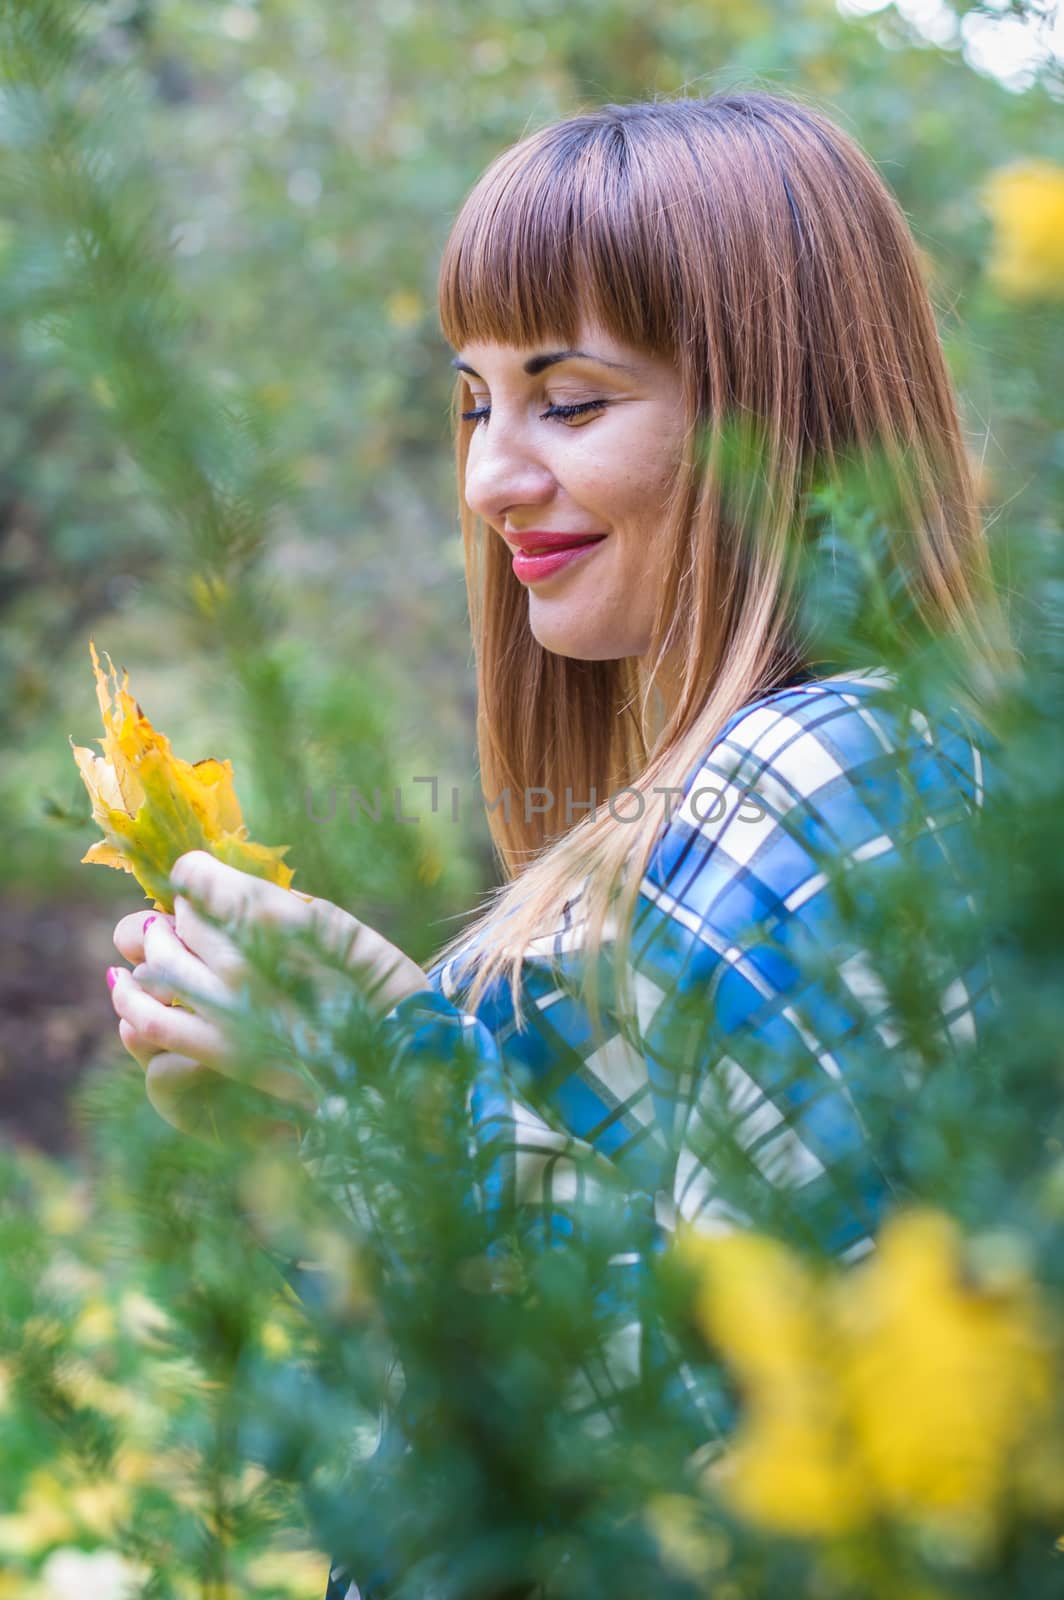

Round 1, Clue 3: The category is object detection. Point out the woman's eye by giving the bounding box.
[459,400,608,426]
[543,400,608,423]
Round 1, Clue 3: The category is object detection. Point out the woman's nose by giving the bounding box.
[463,425,557,526]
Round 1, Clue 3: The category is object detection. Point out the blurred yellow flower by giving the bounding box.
[90,375,117,410]
[260,1315,294,1358]
[678,1227,867,1535]
[243,1546,331,1597]
[71,638,295,911]
[36,1172,92,1238]
[255,380,292,413]
[386,288,423,327]
[22,1312,66,1349]
[111,1446,160,1488]
[68,1481,132,1540]
[417,842,444,887]
[676,1209,1059,1543]
[981,159,1064,300]
[189,571,231,620]
[55,1358,139,1422]
[644,1494,731,1582]
[0,1471,79,1557]
[73,1294,117,1346]
[837,1210,1054,1530]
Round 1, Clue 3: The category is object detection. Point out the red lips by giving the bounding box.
[504,531,608,554]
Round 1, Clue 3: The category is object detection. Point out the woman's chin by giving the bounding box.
[527,615,642,662]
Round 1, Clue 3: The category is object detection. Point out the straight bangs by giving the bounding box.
[437,114,684,361]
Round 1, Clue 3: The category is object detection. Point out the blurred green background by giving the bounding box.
[1,0,1061,1156]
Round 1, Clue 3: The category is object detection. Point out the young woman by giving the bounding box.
[107,90,1011,1599]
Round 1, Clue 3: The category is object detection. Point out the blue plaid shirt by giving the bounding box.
[321,666,998,1600]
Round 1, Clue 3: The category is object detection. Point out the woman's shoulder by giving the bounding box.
[690,665,898,784]
[643,664,991,918]
[675,665,991,825]
[698,665,921,774]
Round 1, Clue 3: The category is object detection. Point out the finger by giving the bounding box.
[172,852,364,983]
[334,921,429,1012]
[110,968,229,1067]
[114,909,176,965]
[132,964,178,1006]
[264,893,426,1009]
[143,916,234,1007]
[171,851,301,934]
[299,896,365,963]
[144,1053,209,1137]
[172,888,332,991]
[119,1016,158,1071]
[144,1053,302,1148]
[171,895,249,987]
[111,969,316,1110]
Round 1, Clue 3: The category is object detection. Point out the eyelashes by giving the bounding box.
[460,400,609,426]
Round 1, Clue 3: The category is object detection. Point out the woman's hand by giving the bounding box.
[109,850,430,1139]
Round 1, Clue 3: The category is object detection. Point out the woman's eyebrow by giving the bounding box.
[450,349,636,379]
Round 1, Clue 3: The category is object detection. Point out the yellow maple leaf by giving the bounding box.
[70,638,296,912]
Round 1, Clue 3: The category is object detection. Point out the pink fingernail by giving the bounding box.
[106,966,118,991]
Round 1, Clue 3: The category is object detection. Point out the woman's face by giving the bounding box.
[453,316,688,663]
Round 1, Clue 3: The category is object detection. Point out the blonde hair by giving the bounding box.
[432,89,1013,1040]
